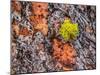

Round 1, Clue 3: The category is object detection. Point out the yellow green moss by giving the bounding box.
[59,19,79,41]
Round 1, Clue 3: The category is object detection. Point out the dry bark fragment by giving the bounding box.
[12,20,19,36]
[19,27,31,36]
[32,2,48,17]
[29,2,48,36]
[53,39,76,70]
[11,1,22,13]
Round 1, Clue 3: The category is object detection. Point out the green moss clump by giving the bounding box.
[59,19,79,41]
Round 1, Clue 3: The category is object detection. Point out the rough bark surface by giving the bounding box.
[11,1,96,75]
